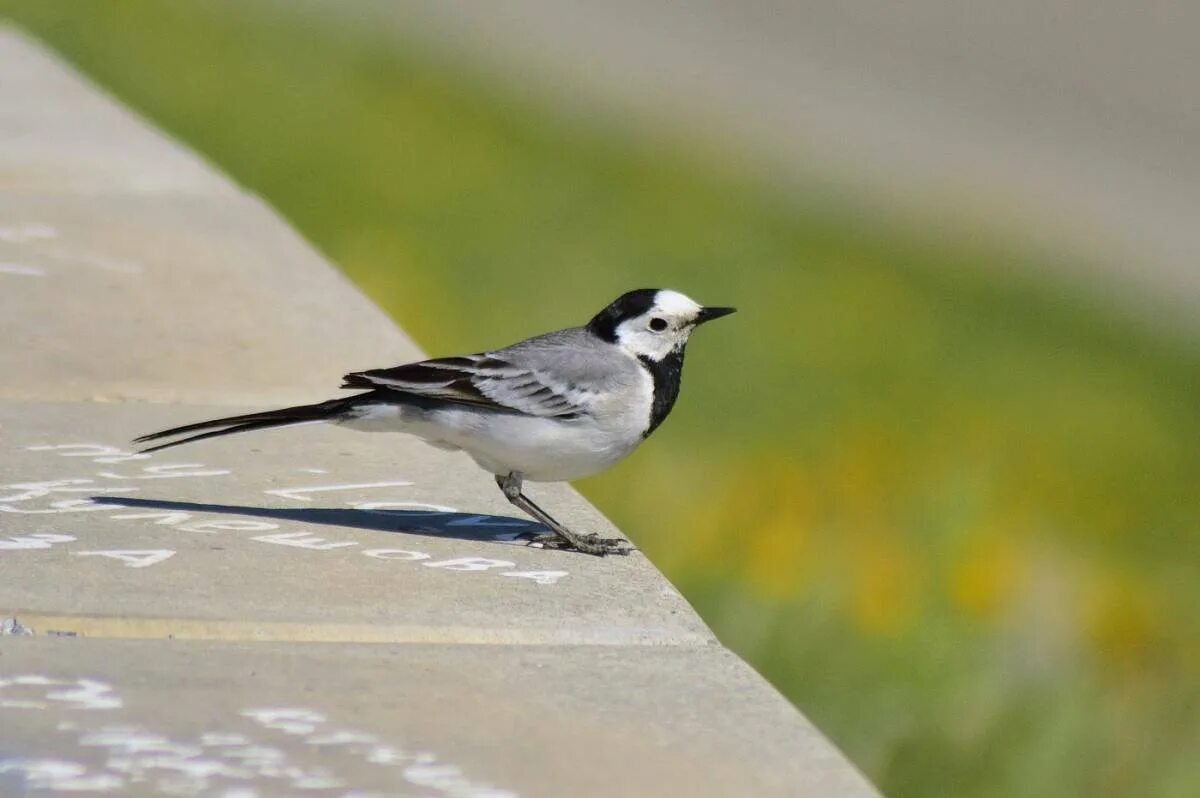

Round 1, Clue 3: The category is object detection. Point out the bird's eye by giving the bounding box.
[649,317,668,332]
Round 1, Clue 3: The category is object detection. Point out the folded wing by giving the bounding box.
[342,354,591,419]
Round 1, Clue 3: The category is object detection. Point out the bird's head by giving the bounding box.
[586,288,736,361]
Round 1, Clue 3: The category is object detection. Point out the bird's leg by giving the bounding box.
[495,472,629,556]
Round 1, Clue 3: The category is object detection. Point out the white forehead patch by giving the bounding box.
[652,290,702,319]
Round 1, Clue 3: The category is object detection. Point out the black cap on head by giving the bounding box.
[586,289,661,342]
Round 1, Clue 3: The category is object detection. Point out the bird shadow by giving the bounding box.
[88,496,545,546]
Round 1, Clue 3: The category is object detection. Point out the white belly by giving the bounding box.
[457,414,641,481]
[339,402,644,482]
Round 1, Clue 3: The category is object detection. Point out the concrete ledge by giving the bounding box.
[0,183,419,408]
[1,398,713,647]
[0,26,879,797]
[0,28,237,196]
[1,639,861,797]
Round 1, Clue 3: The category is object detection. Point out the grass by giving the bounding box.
[5,2,1198,795]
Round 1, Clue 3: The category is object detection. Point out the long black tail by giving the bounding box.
[134,396,361,454]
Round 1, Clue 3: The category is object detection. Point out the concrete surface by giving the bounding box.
[0,26,879,797]
[309,0,1200,331]
[0,639,861,798]
[0,33,234,196]
[0,400,711,647]
[0,179,417,409]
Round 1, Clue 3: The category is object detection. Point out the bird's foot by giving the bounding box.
[520,531,633,557]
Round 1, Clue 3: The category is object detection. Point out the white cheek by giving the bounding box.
[631,331,674,359]
[615,318,686,360]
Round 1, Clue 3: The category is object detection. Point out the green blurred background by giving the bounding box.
[4,2,1197,795]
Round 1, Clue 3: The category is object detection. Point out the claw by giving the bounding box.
[519,531,633,557]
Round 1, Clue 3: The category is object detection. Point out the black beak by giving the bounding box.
[695,306,737,325]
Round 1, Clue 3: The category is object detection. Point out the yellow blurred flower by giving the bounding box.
[741,494,812,601]
[1082,569,1163,671]
[949,530,1022,621]
[849,531,921,636]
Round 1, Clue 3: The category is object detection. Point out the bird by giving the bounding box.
[134,288,736,556]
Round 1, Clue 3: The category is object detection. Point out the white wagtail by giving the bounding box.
[135,289,735,555]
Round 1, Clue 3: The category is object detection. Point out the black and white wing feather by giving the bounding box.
[342,352,593,419]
